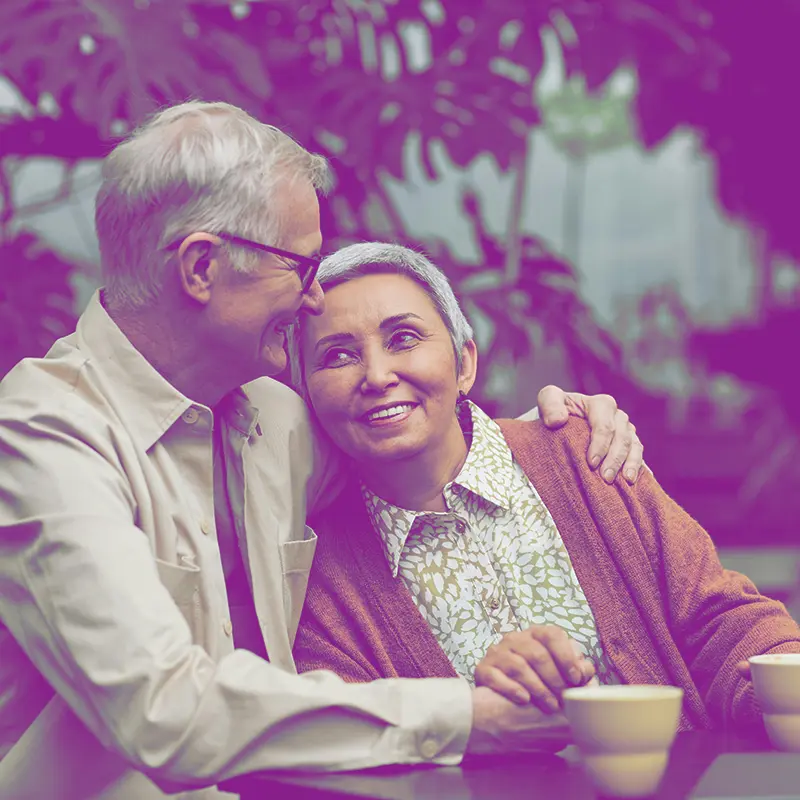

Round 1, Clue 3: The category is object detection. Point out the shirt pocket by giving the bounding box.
[281,525,318,645]
[154,558,202,642]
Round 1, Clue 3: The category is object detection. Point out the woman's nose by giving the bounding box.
[360,352,399,393]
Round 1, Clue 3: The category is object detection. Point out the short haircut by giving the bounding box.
[290,242,474,394]
[95,100,331,309]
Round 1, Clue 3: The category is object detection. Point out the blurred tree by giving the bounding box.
[0,232,76,375]
[2,0,798,545]
[1,0,797,390]
[3,1,795,250]
[540,71,635,263]
[0,0,593,392]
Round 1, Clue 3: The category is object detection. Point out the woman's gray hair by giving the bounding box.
[95,100,331,309]
[291,242,473,394]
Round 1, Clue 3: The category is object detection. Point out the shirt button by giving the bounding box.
[454,519,466,534]
[200,520,212,536]
[419,738,439,759]
[182,407,200,425]
[223,620,233,637]
[490,597,501,610]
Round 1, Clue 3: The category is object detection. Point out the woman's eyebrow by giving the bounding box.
[313,332,355,354]
[379,313,424,330]
[312,314,423,354]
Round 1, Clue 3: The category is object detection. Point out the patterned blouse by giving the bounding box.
[362,400,619,685]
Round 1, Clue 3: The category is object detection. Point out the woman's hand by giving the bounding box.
[532,386,645,485]
[467,686,572,756]
[474,625,596,713]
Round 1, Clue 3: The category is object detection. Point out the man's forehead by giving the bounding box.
[275,179,321,251]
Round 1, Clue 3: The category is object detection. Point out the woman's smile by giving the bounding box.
[360,402,418,427]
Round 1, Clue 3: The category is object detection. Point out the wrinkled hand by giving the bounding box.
[474,625,595,712]
[467,686,572,756]
[536,385,644,484]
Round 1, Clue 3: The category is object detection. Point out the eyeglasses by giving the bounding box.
[166,232,321,293]
[216,233,321,293]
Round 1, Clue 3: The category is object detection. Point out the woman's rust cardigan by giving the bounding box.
[294,419,800,730]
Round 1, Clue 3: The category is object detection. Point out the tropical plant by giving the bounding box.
[3,0,800,547]
[0,232,76,376]
[2,0,798,392]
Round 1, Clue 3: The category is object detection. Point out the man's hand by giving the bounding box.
[535,385,644,484]
[467,686,571,756]
[474,626,595,712]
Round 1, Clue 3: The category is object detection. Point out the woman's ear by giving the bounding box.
[457,339,478,395]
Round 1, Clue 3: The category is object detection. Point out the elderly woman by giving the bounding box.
[291,242,800,733]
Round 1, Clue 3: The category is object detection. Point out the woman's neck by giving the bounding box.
[358,415,470,512]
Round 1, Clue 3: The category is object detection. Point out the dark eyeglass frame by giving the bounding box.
[167,232,321,293]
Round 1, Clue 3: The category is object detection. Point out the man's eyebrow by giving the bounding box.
[379,313,424,330]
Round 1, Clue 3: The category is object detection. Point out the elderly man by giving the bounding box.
[0,101,644,799]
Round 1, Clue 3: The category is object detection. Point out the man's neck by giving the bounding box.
[359,417,469,513]
[106,301,231,408]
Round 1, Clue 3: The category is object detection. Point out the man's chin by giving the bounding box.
[259,348,288,378]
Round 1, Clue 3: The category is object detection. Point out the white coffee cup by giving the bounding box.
[749,653,800,752]
[562,684,683,798]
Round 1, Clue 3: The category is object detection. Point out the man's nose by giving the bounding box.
[300,279,325,316]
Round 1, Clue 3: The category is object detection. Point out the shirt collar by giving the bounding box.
[361,488,421,578]
[75,291,260,450]
[362,400,516,576]
[453,400,515,511]
[215,388,262,439]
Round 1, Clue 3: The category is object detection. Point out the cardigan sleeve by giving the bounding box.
[614,465,800,728]
[293,617,379,683]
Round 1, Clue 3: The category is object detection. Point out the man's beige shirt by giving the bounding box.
[0,294,471,800]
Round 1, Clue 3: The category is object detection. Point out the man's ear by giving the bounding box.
[175,233,224,305]
[457,339,478,395]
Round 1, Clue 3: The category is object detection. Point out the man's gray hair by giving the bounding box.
[95,100,331,309]
[291,242,473,393]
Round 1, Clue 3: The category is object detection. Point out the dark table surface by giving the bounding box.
[221,730,777,800]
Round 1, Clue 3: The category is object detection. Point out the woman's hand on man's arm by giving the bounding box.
[474,625,596,712]
[522,385,644,485]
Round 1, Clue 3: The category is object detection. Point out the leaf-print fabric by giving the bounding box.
[362,400,618,685]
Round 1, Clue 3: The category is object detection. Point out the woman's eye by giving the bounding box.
[390,330,419,349]
[320,348,356,368]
